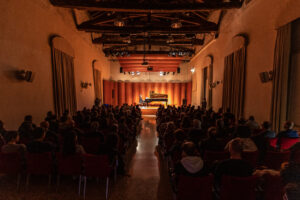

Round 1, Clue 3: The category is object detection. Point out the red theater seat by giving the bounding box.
[203,151,230,168]
[264,151,290,170]
[269,138,278,148]
[81,154,113,200]
[0,152,22,190]
[26,152,53,187]
[220,175,258,200]
[177,175,214,200]
[79,137,101,154]
[242,151,259,167]
[264,174,284,200]
[280,138,300,150]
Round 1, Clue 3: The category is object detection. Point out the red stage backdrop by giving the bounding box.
[103,80,192,106]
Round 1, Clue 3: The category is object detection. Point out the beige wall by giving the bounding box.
[110,61,192,82]
[0,0,110,129]
[190,0,300,123]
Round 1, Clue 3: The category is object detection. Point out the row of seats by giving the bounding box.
[0,152,114,200]
[177,174,283,200]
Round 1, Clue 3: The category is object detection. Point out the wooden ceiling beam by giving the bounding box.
[94,39,204,45]
[78,24,218,33]
[50,0,243,13]
[119,60,181,64]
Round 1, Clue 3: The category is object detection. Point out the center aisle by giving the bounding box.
[110,116,173,200]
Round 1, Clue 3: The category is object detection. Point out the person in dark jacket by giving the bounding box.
[26,127,54,153]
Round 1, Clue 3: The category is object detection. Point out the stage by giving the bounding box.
[140,106,159,116]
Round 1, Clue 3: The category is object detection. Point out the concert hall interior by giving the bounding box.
[0,0,300,200]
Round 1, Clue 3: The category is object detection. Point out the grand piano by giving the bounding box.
[144,91,168,106]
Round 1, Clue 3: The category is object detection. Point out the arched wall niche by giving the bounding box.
[231,34,249,52]
[50,36,75,57]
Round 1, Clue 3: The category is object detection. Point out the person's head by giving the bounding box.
[236,125,251,138]
[40,121,50,131]
[249,116,255,121]
[24,115,33,122]
[63,131,78,155]
[91,121,99,130]
[284,121,294,130]
[181,142,198,157]
[106,134,119,149]
[207,127,217,138]
[229,138,243,158]
[174,129,185,142]
[33,127,46,141]
[192,119,201,129]
[6,131,19,143]
[262,121,271,130]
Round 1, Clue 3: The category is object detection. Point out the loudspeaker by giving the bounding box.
[120,67,123,73]
[259,72,270,83]
[16,70,34,82]
[177,67,180,73]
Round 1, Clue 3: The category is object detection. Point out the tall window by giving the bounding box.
[51,37,77,117]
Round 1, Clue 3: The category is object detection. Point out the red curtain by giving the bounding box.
[187,82,192,105]
[103,80,192,106]
[180,83,187,105]
[118,82,126,105]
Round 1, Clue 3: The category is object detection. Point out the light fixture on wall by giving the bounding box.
[190,67,195,73]
[15,70,35,82]
[209,80,222,89]
[171,20,182,29]
[81,81,92,89]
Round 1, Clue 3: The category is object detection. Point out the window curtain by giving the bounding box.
[52,48,77,117]
[222,46,246,120]
[93,69,102,100]
[271,23,292,132]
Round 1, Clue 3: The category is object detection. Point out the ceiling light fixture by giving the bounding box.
[171,20,182,29]
[114,17,125,27]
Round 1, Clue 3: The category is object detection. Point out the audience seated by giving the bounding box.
[174,142,207,177]
[225,125,258,152]
[1,131,26,154]
[62,131,85,155]
[201,127,226,153]
[246,116,260,133]
[214,138,253,186]
[18,115,36,142]
[26,127,55,153]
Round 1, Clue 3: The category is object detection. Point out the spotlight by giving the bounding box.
[114,18,125,27]
[160,71,164,76]
[190,68,195,73]
[171,20,182,29]
[136,71,140,75]
[130,72,135,76]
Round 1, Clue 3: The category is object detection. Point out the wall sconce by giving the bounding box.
[81,81,92,89]
[15,70,35,82]
[190,67,195,73]
[209,80,222,89]
[259,71,273,83]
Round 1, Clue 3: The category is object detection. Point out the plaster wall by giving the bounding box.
[190,0,300,123]
[0,0,110,129]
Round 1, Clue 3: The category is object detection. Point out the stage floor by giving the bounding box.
[140,106,158,116]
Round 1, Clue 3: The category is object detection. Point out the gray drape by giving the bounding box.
[222,47,246,120]
[52,48,77,117]
[271,23,291,132]
[93,69,102,100]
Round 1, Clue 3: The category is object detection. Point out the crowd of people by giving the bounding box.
[156,105,300,199]
[0,99,142,175]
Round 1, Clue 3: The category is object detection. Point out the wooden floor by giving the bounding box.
[0,117,173,200]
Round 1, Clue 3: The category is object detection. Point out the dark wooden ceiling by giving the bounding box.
[50,0,244,66]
